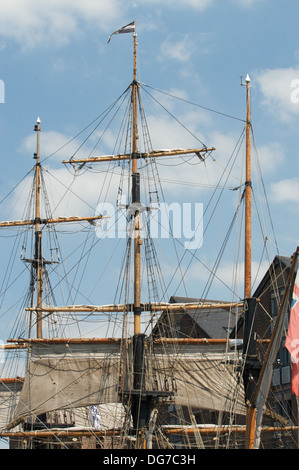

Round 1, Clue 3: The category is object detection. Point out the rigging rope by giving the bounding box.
[141,83,246,123]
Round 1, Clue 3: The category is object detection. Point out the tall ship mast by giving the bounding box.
[0,23,298,450]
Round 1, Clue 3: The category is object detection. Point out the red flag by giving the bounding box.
[285,269,299,396]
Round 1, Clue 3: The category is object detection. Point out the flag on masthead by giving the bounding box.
[107,21,136,43]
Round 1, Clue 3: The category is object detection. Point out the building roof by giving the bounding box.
[169,296,240,339]
[253,255,292,298]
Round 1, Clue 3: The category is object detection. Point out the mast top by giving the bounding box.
[245,74,251,83]
[34,117,41,133]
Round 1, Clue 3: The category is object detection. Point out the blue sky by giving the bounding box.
[0,0,298,340]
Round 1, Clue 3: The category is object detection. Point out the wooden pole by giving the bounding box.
[132,32,141,336]
[61,147,215,164]
[24,301,244,313]
[243,75,256,450]
[2,425,298,440]
[164,425,299,436]
[244,75,252,300]
[34,118,43,339]
[0,214,107,228]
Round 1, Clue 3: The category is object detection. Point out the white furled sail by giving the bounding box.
[8,340,245,430]
[0,380,23,430]
[8,342,122,429]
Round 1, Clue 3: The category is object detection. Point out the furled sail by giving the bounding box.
[147,342,246,416]
[8,341,122,429]
[0,380,23,430]
[7,339,246,430]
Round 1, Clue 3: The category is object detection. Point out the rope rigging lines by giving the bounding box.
[0,78,287,449]
[0,79,280,339]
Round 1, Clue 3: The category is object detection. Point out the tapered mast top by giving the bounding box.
[33,116,43,338]
[132,31,138,160]
[133,31,137,84]
[131,30,141,335]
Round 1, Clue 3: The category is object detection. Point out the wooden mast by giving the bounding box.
[132,31,141,336]
[34,118,43,338]
[243,74,256,450]
[0,118,106,340]
[130,30,147,448]
[52,25,214,446]
[244,74,252,300]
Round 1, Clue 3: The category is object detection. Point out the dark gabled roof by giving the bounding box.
[253,255,292,298]
[230,254,295,339]
[169,296,240,339]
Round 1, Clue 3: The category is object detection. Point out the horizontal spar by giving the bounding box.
[7,337,227,345]
[0,343,28,350]
[0,377,24,384]
[0,215,108,228]
[163,425,299,436]
[1,425,297,439]
[7,337,123,344]
[25,301,244,313]
[0,430,121,439]
[7,337,269,345]
[62,147,216,164]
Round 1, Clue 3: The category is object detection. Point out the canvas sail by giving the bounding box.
[8,342,122,429]
[148,342,246,416]
[0,380,23,430]
[7,340,245,430]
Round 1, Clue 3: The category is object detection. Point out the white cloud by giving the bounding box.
[21,130,82,161]
[159,32,215,64]
[0,0,215,48]
[202,259,269,296]
[0,0,123,48]
[9,128,123,221]
[44,167,121,216]
[270,178,299,204]
[170,257,270,300]
[136,0,214,10]
[160,35,195,63]
[5,162,122,222]
[0,0,267,49]
[254,142,285,173]
[20,127,116,163]
[255,67,299,121]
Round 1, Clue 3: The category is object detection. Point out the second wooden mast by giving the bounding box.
[243,74,259,450]
[34,118,43,338]
[0,118,106,339]
[130,31,150,442]
[132,31,142,337]
[244,74,252,301]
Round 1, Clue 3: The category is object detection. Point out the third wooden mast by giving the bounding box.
[243,74,258,449]
[132,31,142,337]
[34,118,43,338]
[244,74,252,301]
[130,29,148,445]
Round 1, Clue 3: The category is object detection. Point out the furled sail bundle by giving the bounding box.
[8,339,245,430]
[0,379,23,431]
[8,341,122,429]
